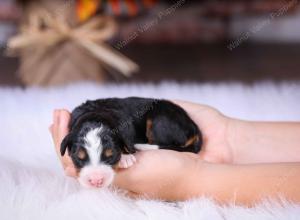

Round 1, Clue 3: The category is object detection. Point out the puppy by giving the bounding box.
[61,97,202,188]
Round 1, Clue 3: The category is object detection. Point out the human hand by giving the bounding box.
[173,100,233,163]
[113,149,203,201]
[50,101,233,177]
[114,101,234,199]
[49,102,232,200]
[49,109,77,177]
[49,109,204,200]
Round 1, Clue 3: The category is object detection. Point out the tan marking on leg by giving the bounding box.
[184,135,199,147]
[146,119,154,144]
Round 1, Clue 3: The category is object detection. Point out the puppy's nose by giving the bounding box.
[88,174,104,188]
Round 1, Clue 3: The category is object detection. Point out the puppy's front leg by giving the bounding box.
[118,144,159,169]
[118,154,137,169]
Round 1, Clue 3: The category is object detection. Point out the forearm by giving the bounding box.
[229,120,300,164]
[186,162,300,206]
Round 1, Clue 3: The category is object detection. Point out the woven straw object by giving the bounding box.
[8,0,139,86]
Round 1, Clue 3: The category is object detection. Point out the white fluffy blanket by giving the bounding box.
[1,82,300,220]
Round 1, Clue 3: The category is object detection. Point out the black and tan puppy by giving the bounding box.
[61,97,202,188]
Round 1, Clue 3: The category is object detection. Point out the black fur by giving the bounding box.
[61,97,202,169]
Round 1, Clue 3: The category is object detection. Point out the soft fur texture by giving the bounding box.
[62,97,202,189]
[0,82,300,220]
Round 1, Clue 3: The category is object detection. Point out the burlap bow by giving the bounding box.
[7,7,139,77]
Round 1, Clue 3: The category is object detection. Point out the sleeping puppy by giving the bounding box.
[61,97,202,188]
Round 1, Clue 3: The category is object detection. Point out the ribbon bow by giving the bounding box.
[7,7,139,77]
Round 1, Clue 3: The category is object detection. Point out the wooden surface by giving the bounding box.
[1,43,300,86]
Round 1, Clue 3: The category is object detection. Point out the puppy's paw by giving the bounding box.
[118,154,137,169]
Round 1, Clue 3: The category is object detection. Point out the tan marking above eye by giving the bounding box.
[77,148,87,160]
[184,135,199,147]
[104,148,113,157]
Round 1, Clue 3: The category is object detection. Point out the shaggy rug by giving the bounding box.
[0,82,300,220]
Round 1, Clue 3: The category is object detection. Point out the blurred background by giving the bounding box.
[1,2,300,217]
[0,0,300,86]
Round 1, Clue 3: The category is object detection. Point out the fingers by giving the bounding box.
[65,166,78,177]
[57,110,71,146]
[49,110,59,144]
[172,100,201,111]
[172,100,214,114]
[49,109,78,178]
[50,109,70,154]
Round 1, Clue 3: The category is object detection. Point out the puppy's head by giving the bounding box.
[61,121,123,189]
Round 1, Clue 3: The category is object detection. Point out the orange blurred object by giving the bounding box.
[76,0,158,20]
[77,0,100,22]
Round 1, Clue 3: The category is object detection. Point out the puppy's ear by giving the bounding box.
[60,133,73,156]
[72,112,103,129]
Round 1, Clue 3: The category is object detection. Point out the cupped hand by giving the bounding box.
[49,109,203,200]
[50,100,233,199]
[50,109,77,177]
[173,100,233,163]
[113,150,202,200]
[121,100,235,200]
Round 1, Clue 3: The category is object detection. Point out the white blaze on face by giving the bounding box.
[78,127,115,188]
[84,127,103,166]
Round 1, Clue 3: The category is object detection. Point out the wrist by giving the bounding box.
[227,118,253,164]
[184,161,243,204]
[180,157,209,200]
[226,117,243,164]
